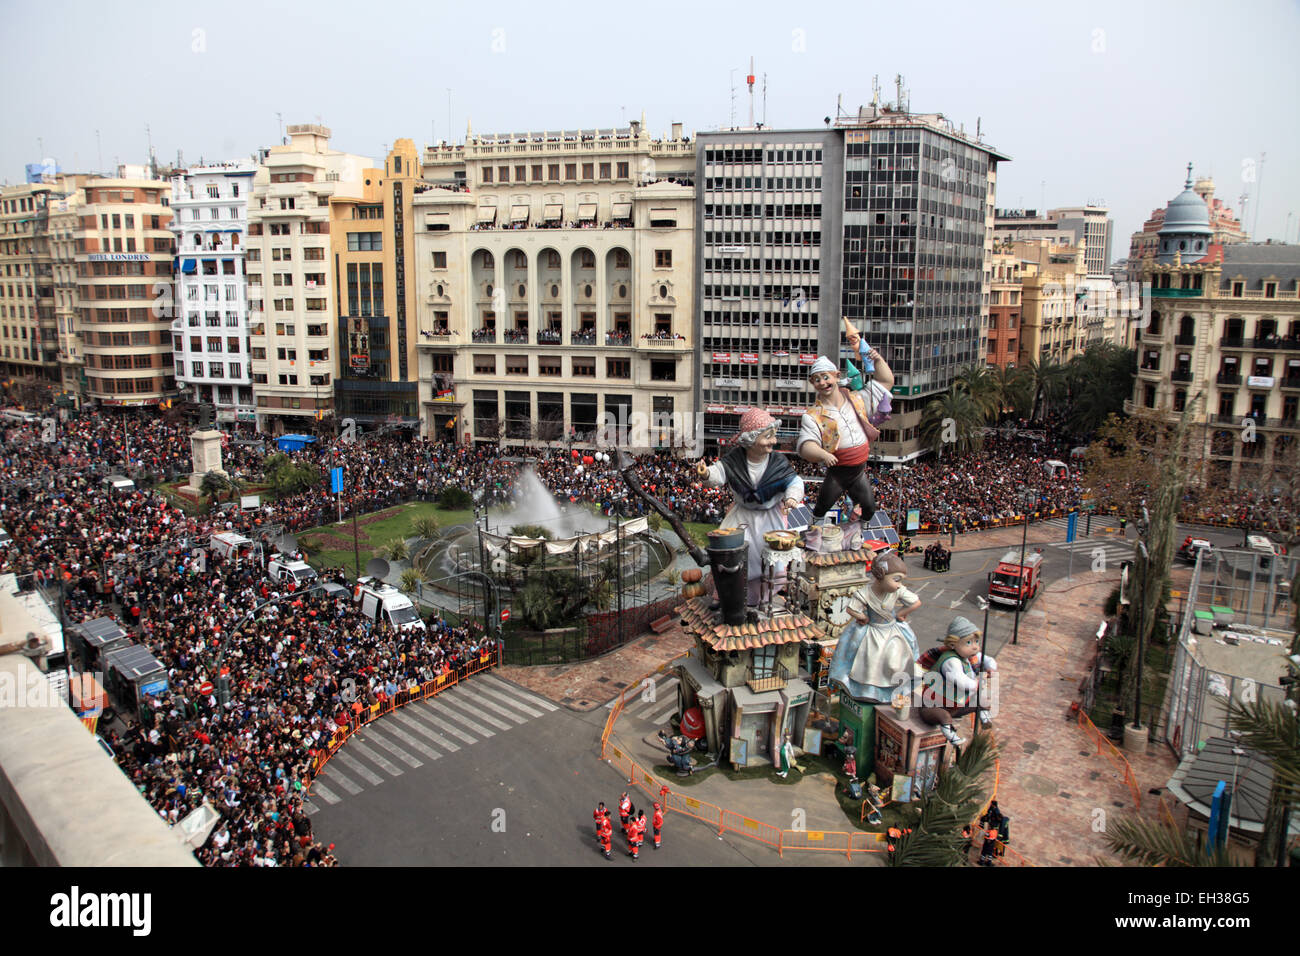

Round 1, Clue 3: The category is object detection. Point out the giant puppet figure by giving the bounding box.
[828,549,922,704]
[797,318,893,526]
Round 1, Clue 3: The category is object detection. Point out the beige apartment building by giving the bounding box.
[1012,239,1090,367]
[74,173,178,407]
[247,125,371,434]
[986,245,1022,368]
[0,182,62,404]
[412,121,696,449]
[48,186,87,405]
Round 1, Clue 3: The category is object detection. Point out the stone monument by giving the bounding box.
[185,429,226,494]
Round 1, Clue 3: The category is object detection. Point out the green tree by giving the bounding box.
[1064,342,1136,435]
[1021,358,1068,423]
[438,486,473,510]
[988,364,1032,421]
[920,387,985,457]
[887,730,997,866]
[954,364,1001,422]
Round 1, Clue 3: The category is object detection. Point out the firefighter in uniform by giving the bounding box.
[596,812,613,860]
[652,802,664,850]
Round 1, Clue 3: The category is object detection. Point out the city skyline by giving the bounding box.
[2,0,1297,252]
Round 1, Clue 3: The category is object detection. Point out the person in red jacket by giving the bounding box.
[634,810,646,848]
[618,792,631,829]
[596,813,613,860]
[652,802,664,850]
[593,801,607,837]
[627,812,642,860]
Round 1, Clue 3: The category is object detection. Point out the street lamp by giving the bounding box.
[1132,539,1150,731]
[1011,488,1037,646]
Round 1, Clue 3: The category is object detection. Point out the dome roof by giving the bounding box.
[1159,165,1212,237]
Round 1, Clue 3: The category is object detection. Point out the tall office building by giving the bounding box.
[694,129,842,451]
[1047,205,1112,277]
[836,106,1008,462]
[170,162,256,426]
[329,138,423,428]
[75,171,178,407]
[413,121,696,447]
[246,125,371,434]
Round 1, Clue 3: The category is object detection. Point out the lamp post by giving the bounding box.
[1011,488,1036,645]
[1132,539,1150,731]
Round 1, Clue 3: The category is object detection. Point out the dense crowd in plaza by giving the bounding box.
[0,407,1292,865]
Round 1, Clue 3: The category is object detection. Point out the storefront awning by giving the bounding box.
[510,204,529,222]
[544,203,562,221]
[611,202,632,219]
[181,259,197,274]
[577,202,597,221]
[477,206,497,223]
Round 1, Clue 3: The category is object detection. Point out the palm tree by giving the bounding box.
[1066,342,1136,436]
[920,387,984,457]
[1021,359,1067,422]
[988,364,1033,422]
[378,537,410,562]
[954,364,1000,422]
[398,566,424,598]
[412,514,440,541]
[887,730,997,866]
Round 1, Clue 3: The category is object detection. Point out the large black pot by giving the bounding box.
[708,542,748,625]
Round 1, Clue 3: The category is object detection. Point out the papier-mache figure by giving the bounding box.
[697,408,804,586]
[919,616,997,747]
[828,550,921,703]
[797,318,893,531]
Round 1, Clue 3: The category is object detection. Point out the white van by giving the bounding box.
[1247,535,1278,570]
[210,531,254,562]
[355,579,426,633]
[267,555,318,587]
[101,475,136,492]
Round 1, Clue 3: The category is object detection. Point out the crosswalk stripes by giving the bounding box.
[389,708,462,753]
[367,718,444,762]
[307,675,562,815]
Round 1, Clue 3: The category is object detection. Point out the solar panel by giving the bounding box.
[865,509,900,545]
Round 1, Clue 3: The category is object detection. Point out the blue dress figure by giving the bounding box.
[829,550,921,703]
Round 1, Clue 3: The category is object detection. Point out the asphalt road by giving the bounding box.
[307,673,796,866]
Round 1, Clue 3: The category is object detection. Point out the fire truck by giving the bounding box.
[988,550,1043,608]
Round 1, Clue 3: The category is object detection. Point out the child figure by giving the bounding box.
[828,550,921,703]
[697,408,804,587]
[919,616,998,747]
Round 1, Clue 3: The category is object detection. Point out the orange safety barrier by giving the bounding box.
[306,644,503,785]
[1076,709,1142,809]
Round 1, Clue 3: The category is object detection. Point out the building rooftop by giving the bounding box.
[1218,242,1300,290]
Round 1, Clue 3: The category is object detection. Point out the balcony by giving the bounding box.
[1150,287,1202,298]
[471,329,497,344]
[536,329,563,346]
[570,331,597,346]
[1281,377,1300,390]
[640,335,689,349]
[1139,362,1161,374]
[1171,369,1193,382]
[1216,372,1242,386]
[503,329,529,344]
[605,332,632,346]
[1252,335,1300,350]
[1219,336,1246,349]
[1173,333,1196,346]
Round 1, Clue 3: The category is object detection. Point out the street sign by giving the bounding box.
[198,681,214,695]
[330,467,344,494]
[500,608,510,622]
[1066,511,1078,544]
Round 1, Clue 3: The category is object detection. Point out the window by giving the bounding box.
[649,359,675,381]
[473,354,496,375]
[531,165,543,182]
[606,358,630,379]
[515,165,526,182]
[347,232,382,251]
[655,250,672,268]
[482,167,493,183]
[548,164,560,181]
[599,163,611,180]
[538,357,561,376]
[572,357,596,377]
[505,355,528,375]
[565,163,577,180]
[498,166,509,182]
[582,163,594,180]
[432,251,447,269]
[303,246,324,260]
[617,161,629,179]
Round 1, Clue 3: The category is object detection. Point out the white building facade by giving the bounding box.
[170,162,257,425]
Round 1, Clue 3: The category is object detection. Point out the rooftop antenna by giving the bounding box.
[446,89,452,146]
[729,69,737,128]
[871,75,881,109]
[96,129,103,175]
[276,112,283,145]
[747,56,755,128]
[1251,152,1265,239]
[895,74,902,111]
[762,73,768,127]
[976,117,981,141]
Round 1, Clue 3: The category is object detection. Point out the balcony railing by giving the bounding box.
[1281,377,1300,389]
[605,332,631,346]
[536,329,563,345]
[1150,287,1202,298]
[503,329,529,344]
[640,335,689,348]
[1139,363,1161,373]
[1219,336,1246,349]
[1252,335,1300,350]
[471,329,497,343]
[1173,333,1196,346]
[570,331,597,346]
[1171,369,1193,382]
[1216,372,1242,385]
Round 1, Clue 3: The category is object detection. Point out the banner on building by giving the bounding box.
[349,317,370,371]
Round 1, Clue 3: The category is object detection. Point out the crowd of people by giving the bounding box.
[0,405,1292,866]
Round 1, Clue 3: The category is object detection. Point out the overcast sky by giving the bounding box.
[3,0,1296,254]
